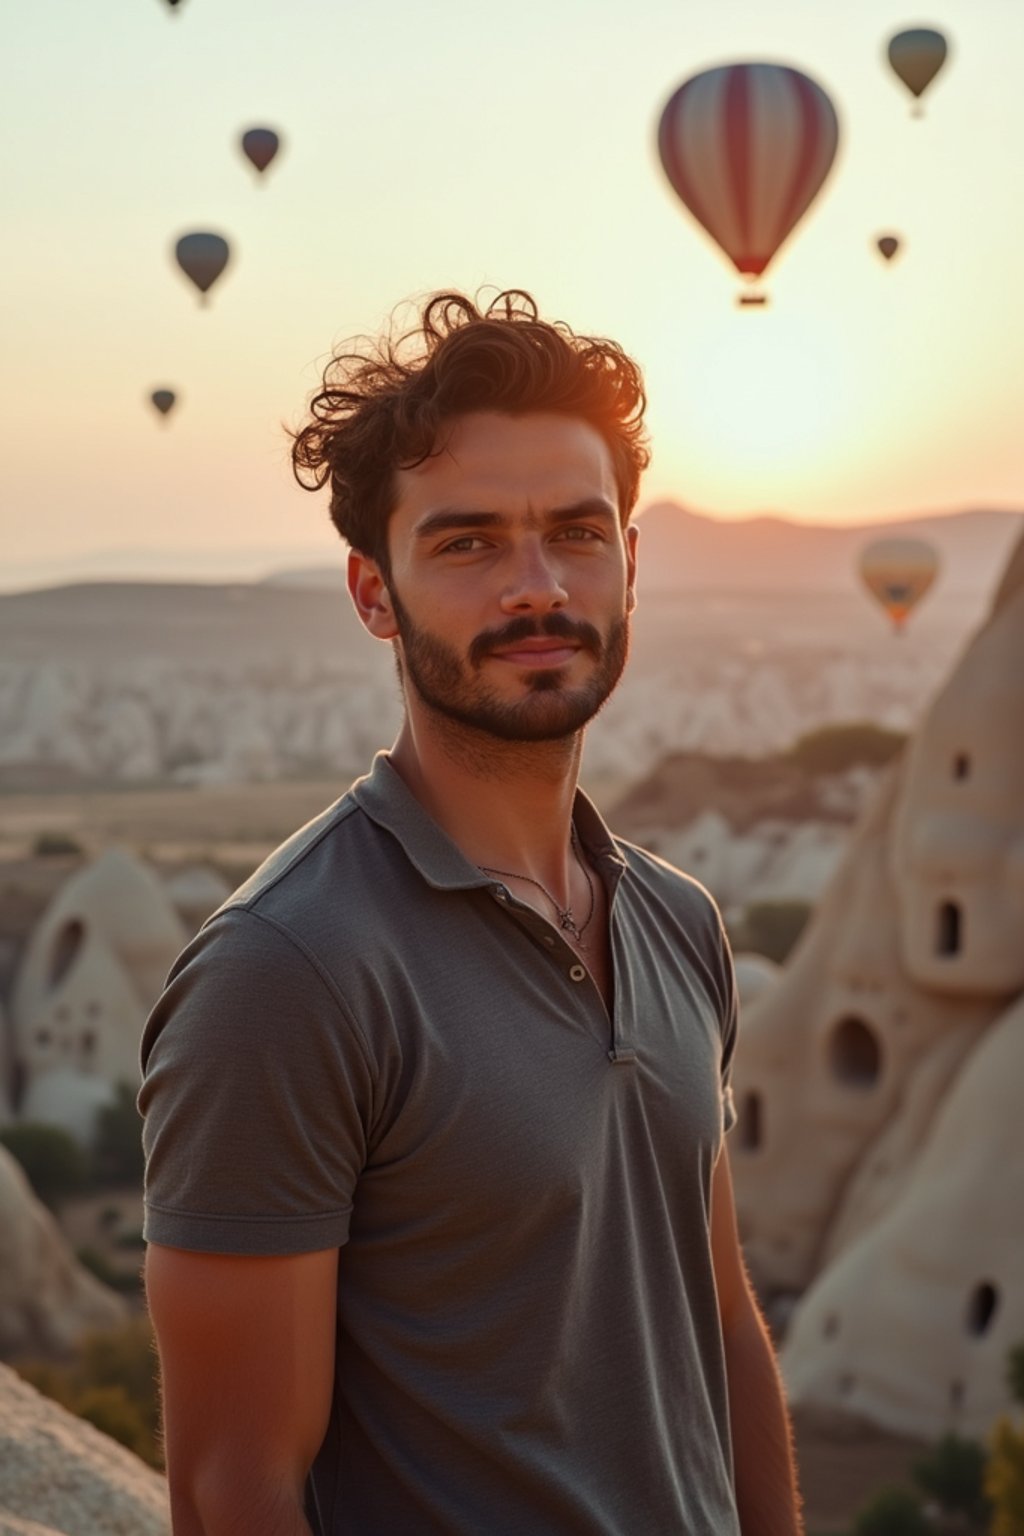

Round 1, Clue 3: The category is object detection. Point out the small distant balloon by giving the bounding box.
[240,128,281,177]
[887,28,948,113]
[150,389,177,420]
[876,235,901,262]
[160,0,185,9]
[173,232,231,305]
[859,537,939,633]
[657,63,840,305]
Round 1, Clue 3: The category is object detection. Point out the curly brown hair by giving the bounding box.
[290,289,649,575]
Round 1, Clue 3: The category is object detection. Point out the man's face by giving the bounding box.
[356,412,637,743]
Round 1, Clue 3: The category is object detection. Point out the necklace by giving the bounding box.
[479,826,596,945]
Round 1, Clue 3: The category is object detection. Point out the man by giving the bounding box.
[140,290,803,1535]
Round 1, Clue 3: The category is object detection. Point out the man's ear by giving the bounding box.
[347,548,399,640]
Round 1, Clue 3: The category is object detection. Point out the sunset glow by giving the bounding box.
[3,0,1023,585]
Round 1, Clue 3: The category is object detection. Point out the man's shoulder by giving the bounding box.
[224,789,364,914]
[209,778,407,951]
[613,833,724,928]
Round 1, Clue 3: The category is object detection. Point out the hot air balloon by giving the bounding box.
[173,232,231,306]
[859,537,939,633]
[887,28,948,115]
[657,62,840,304]
[876,235,901,262]
[150,389,177,420]
[240,128,281,177]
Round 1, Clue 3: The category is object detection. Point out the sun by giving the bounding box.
[646,295,863,510]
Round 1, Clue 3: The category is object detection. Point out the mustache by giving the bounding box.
[469,613,604,670]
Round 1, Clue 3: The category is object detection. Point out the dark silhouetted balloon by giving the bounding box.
[240,128,281,176]
[173,232,231,305]
[150,389,177,419]
[658,63,840,304]
[859,537,939,632]
[876,235,901,262]
[887,28,948,113]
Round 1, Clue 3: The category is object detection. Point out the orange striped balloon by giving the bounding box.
[859,537,940,633]
[658,63,840,290]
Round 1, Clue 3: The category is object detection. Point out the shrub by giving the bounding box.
[73,1385,152,1460]
[788,722,906,776]
[912,1433,989,1526]
[31,830,84,858]
[852,1485,930,1536]
[92,1081,145,1186]
[732,900,812,964]
[14,1315,163,1468]
[97,1204,123,1233]
[1007,1341,1024,1408]
[986,1418,1024,1536]
[0,1123,92,1208]
[76,1246,144,1295]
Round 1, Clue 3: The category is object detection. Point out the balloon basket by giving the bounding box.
[737,292,768,307]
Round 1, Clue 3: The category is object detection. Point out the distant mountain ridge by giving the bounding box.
[629,504,1022,596]
[6,505,1019,599]
[262,505,1022,599]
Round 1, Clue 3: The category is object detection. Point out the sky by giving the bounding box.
[3,0,1023,586]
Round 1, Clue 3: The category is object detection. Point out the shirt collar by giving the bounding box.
[351,751,626,892]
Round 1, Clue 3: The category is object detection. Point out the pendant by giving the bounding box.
[559,911,583,942]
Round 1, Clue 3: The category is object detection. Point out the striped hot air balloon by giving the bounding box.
[657,62,840,303]
[859,537,940,633]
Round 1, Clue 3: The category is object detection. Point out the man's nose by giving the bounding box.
[499,540,568,613]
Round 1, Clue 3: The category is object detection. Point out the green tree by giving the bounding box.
[0,1123,91,1208]
[852,1486,930,1536]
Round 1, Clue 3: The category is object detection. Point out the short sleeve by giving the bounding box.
[139,907,375,1256]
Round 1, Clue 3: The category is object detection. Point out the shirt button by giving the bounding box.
[494,887,508,902]
[569,963,587,982]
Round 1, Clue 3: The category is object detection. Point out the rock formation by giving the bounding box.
[0,1146,124,1357]
[731,527,1024,1437]
[8,851,185,1143]
[0,1362,168,1536]
[782,990,1024,1439]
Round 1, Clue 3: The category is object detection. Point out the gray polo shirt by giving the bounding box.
[140,752,740,1535]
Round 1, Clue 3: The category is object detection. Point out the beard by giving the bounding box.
[388,590,631,743]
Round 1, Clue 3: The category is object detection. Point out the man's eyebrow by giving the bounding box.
[414,500,618,540]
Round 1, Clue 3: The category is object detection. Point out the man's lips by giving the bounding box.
[490,641,580,667]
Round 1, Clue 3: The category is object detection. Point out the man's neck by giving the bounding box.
[387,711,584,885]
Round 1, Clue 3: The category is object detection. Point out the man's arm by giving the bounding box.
[146,1243,339,1536]
[710,1147,804,1536]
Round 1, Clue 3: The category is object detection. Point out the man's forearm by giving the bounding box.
[724,1300,804,1536]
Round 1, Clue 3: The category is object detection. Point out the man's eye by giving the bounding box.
[442,536,487,553]
[557,526,601,542]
